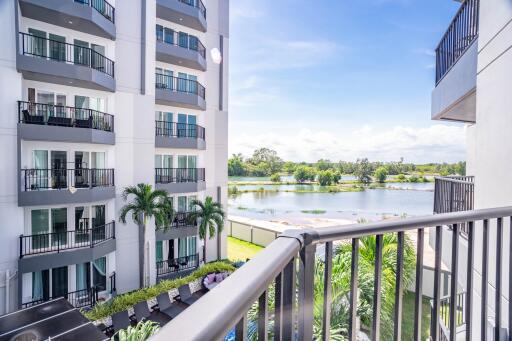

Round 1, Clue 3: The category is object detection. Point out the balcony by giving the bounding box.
[156,211,198,241]
[156,0,207,33]
[17,33,115,92]
[18,101,115,145]
[434,176,474,215]
[21,287,98,309]
[431,0,479,123]
[155,73,206,110]
[18,222,116,282]
[155,168,205,194]
[156,253,200,280]
[153,206,512,341]
[156,30,207,71]
[19,0,115,39]
[155,121,205,149]
[19,168,115,206]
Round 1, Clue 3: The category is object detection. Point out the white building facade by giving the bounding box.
[0,0,228,314]
[432,0,512,338]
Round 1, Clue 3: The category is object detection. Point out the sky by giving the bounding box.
[227,0,466,164]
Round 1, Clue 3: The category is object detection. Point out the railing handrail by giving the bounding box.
[19,32,115,78]
[21,286,97,309]
[156,28,206,58]
[19,221,116,258]
[435,0,479,84]
[152,206,512,340]
[155,120,205,140]
[21,168,115,191]
[76,0,115,23]
[154,73,206,98]
[178,0,206,19]
[434,176,474,185]
[156,253,199,276]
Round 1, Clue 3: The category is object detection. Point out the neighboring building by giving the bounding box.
[0,0,228,314]
[431,0,512,338]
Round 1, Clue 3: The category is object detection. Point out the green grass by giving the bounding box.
[83,261,235,321]
[401,291,431,340]
[300,209,326,214]
[227,236,264,262]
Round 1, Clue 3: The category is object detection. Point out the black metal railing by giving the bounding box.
[435,0,479,84]
[109,271,116,294]
[155,168,205,184]
[434,176,474,213]
[154,206,512,341]
[178,0,206,19]
[156,28,206,58]
[18,101,114,132]
[22,287,98,309]
[19,33,115,78]
[155,73,205,99]
[156,253,199,276]
[155,121,205,140]
[19,221,115,258]
[75,0,115,23]
[21,168,115,191]
[439,292,466,329]
[170,211,197,228]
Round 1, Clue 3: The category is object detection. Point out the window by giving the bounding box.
[32,270,49,302]
[74,39,90,65]
[28,28,47,57]
[76,263,90,292]
[49,34,65,61]
[93,257,107,291]
[178,236,196,257]
[52,266,68,297]
[164,27,174,44]
[30,208,67,248]
[156,25,163,41]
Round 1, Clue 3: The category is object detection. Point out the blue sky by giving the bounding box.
[228,0,467,163]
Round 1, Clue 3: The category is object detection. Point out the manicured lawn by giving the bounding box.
[227,236,264,261]
[401,291,431,340]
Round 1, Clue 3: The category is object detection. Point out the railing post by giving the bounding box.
[19,235,23,259]
[297,242,316,341]
[281,258,296,340]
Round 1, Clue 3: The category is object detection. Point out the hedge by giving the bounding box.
[84,261,235,321]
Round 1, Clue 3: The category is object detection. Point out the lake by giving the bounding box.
[228,178,435,223]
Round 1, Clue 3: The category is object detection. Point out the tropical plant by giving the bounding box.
[188,197,226,263]
[354,158,373,184]
[228,153,247,176]
[112,320,160,341]
[317,170,335,186]
[374,166,388,183]
[119,184,174,288]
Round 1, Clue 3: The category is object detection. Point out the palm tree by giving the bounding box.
[119,183,174,288]
[188,196,225,263]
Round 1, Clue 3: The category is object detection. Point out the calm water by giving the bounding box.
[228,182,435,222]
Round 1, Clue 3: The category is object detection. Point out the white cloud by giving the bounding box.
[229,124,466,163]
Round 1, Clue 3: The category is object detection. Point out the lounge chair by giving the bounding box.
[111,310,131,333]
[177,285,199,305]
[22,110,44,125]
[75,116,92,129]
[133,301,151,322]
[156,292,186,319]
[47,116,72,127]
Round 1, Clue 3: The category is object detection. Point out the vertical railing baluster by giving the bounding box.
[349,238,359,340]
[372,234,383,341]
[432,226,443,340]
[394,231,405,341]
[258,290,268,341]
[298,243,316,341]
[235,314,247,341]
[274,273,283,341]
[481,219,489,341]
[495,218,502,341]
[449,223,459,341]
[281,259,295,340]
[414,228,424,341]
[466,221,474,341]
[322,241,333,341]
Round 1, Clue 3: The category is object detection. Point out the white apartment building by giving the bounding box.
[0,0,228,315]
[431,0,512,338]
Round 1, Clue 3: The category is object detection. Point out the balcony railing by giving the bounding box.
[434,292,466,340]
[155,121,205,140]
[434,176,474,214]
[21,168,115,191]
[155,168,205,184]
[156,28,206,58]
[155,73,205,99]
[156,253,199,277]
[19,33,115,78]
[22,287,98,309]
[154,206,512,341]
[178,0,206,19]
[75,0,115,23]
[18,101,114,132]
[170,211,198,228]
[435,0,479,84]
[19,221,115,258]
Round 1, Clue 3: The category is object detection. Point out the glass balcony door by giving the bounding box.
[75,206,90,245]
[32,150,48,189]
[51,151,67,189]
[32,270,50,303]
[177,114,187,137]
[52,266,68,298]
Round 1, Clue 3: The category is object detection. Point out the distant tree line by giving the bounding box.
[228,148,466,185]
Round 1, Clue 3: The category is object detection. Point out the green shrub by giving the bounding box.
[396,174,406,182]
[374,167,388,183]
[408,175,419,183]
[113,320,160,341]
[270,173,281,182]
[294,166,317,183]
[317,170,334,186]
[84,262,235,321]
